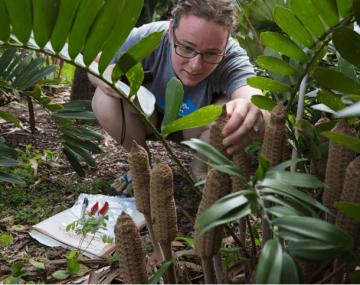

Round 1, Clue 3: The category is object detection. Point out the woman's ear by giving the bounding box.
[169,20,173,44]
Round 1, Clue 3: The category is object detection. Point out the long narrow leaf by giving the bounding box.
[62,143,97,167]
[60,135,102,154]
[0,110,21,128]
[3,50,27,80]
[0,157,19,167]
[265,171,328,188]
[126,62,143,97]
[5,0,32,44]
[320,132,360,152]
[21,66,57,90]
[0,0,10,42]
[12,58,45,88]
[0,171,23,184]
[0,47,17,76]
[0,145,18,156]
[5,52,34,82]
[256,240,283,284]
[62,148,85,177]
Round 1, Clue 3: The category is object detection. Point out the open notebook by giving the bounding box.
[29,194,146,259]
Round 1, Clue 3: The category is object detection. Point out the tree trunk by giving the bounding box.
[70,67,96,101]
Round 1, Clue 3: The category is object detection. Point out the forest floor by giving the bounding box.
[0,86,261,284]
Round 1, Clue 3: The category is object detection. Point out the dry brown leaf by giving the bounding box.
[0,215,14,225]
[171,240,185,247]
[177,261,202,272]
[86,270,100,284]
[28,158,38,174]
[7,225,31,232]
[40,152,48,161]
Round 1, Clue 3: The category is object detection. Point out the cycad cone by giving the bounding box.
[323,117,356,219]
[232,151,250,192]
[114,212,148,284]
[128,140,151,214]
[150,157,177,244]
[194,168,232,258]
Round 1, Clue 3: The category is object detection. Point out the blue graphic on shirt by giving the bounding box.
[156,97,197,118]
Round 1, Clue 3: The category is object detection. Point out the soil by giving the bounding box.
[0,87,260,284]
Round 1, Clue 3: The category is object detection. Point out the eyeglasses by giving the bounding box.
[172,30,227,64]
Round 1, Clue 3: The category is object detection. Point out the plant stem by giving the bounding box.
[213,253,224,284]
[202,257,216,284]
[224,224,250,259]
[246,216,256,260]
[144,213,164,262]
[162,242,176,284]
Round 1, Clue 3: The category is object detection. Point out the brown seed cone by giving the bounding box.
[323,117,356,217]
[335,156,360,247]
[114,212,148,284]
[261,102,288,168]
[209,104,232,162]
[194,169,232,258]
[310,113,330,179]
[232,151,250,192]
[128,140,151,214]
[150,157,177,244]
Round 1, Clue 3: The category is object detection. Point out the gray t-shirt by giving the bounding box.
[111,21,256,117]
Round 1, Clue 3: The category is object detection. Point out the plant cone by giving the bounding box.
[261,102,289,167]
[209,104,232,162]
[335,156,360,251]
[323,117,356,222]
[114,212,148,284]
[150,157,177,244]
[194,168,232,258]
[232,151,250,192]
[128,140,151,214]
[310,112,330,180]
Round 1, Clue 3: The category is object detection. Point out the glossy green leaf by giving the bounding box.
[98,0,143,74]
[5,0,32,44]
[252,154,271,182]
[161,78,184,132]
[274,6,316,49]
[265,171,327,188]
[68,0,103,60]
[273,216,353,248]
[62,148,85,177]
[113,31,164,79]
[313,67,360,95]
[0,145,18,156]
[258,179,333,216]
[12,58,45,88]
[0,157,19,167]
[355,0,360,27]
[0,171,23,184]
[263,195,312,217]
[281,252,302,284]
[250,95,277,111]
[310,0,339,28]
[337,101,360,117]
[269,158,308,172]
[126,62,143,97]
[0,47,17,76]
[52,270,70,280]
[334,202,360,223]
[136,86,156,117]
[321,132,360,152]
[338,53,359,82]
[247,77,292,92]
[20,66,57,90]
[63,143,96,167]
[55,111,97,120]
[295,119,317,141]
[5,52,33,82]
[257,56,300,77]
[314,120,337,135]
[308,45,328,73]
[51,0,81,54]
[59,100,92,112]
[267,205,305,217]
[256,240,283,284]
[291,0,326,39]
[32,0,60,49]
[56,125,103,141]
[29,259,45,270]
[61,135,102,154]
[45,104,64,112]
[260,32,309,62]
[237,35,262,62]
[3,50,27,80]
[336,0,353,18]
[0,111,21,128]
[67,259,80,274]
[333,26,360,69]
[0,0,10,42]
[162,105,221,135]
[83,0,124,67]
[317,89,346,112]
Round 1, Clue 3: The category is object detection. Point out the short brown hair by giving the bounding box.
[171,0,237,33]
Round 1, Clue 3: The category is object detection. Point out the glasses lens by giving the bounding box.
[176,45,196,58]
[203,53,224,64]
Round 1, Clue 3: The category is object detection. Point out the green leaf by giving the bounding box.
[337,101,360,117]
[223,256,237,268]
[67,259,80,274]
[219,247,244,255]
[32,0,60,49]
[55,111,97,120]
[20,66,57,90]
[315,120,337,135]
[51,0,81,54]
[0,234,13,246]
[290,0,326,39]
[57,125,103,141]
[0,157,19,167]
[161,78,184,132]
[274,6,316,49]
[334,202,360,223]
[150,250,192,284]
[321,132,360,152]
[294,119,317,141]
[260,32,309,62]
[317,89,347,112]
[52,270,70,280]
[0,0,10,42]
[174,237,194,249]
[0,171,23,184]
[29,259,45,270]
[83,0,124,67]
[263,195,312,217]
[257,56,300,77]
[126,62,143,97]
[112,31,164,79]
[98,0,143,74]
[0,47,17,76]
[252,154,271,182]
[280,252,302,284]
[12,58,45,88]
[0,145,18,156]
[265,171,328,188]
[310,0,339,28]
[338,53,359,82]
[63,143,97,167]
[62,148,85,177]
[3,50,27,80]
[250,95,277,111]
[5,52,33,83]
[333,26,360,70]
[269,158,308,172]
[267,205,305,217]
[355,0,360,27]
[12,262,23,274]
[45,104,64,112]
[162,105,221,135]
[60,135,102,154]
[313,67,360,95]
[256,240,283,284]
[336,0,353,18]
[308,45,328,73]
[0,111,21,128]
[5,0,32,44]
[59,100,92,112]
[68,0,103,60]
[247,77,292,92]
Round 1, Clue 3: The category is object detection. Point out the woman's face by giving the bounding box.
[169,14,228,87]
